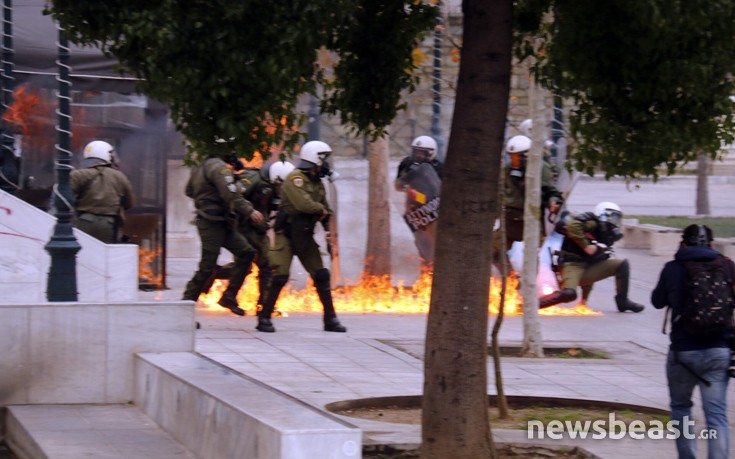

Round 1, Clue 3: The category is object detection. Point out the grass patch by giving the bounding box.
[628,216,735,238]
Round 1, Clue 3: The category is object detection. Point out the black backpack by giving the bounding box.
[674,257,735,337]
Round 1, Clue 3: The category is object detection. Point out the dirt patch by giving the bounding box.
[496,346,607,359]
[338,403,667,430]
[363,443,596,458]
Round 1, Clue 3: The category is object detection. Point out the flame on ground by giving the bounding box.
[139,247,164,289]
[195,266,601,317]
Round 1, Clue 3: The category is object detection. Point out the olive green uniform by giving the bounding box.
[71,162,135,243]
[539,212,644,312]
[269,169,331,277]
[181,156,257,305]
[260,168,340,325]
[558,216,622,292]
[236,168,275,307]
[492,161,558,263]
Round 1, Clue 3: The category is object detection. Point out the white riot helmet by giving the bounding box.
[268,161,295,184]
[594,201,622,226]
[410,135,437,160]
[83,140,114,162]
[298,140,332,168]
[506,135,531,154]
[519,118,533,137]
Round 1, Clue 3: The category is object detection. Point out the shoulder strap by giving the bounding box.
[77,166,105,199]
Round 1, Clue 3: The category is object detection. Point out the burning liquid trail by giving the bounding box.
[194,266,601,317]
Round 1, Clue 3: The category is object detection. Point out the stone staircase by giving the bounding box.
[5,352,361,459]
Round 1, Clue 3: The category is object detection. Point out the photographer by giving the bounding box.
[652,224,734,459]
[538,201,644,312]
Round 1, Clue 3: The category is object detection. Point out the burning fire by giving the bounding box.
[196,266,601,316]
[139,246,164,289]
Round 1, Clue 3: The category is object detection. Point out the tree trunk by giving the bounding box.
[421,1,512,458]
[520,74,545,357]
[364,135,392,277]
[491,165,510,419]
[696,153,710,216]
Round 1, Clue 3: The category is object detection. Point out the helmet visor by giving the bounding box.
[604,210,622,227]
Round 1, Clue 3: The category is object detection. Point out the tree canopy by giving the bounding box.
[46,0,437,162]
[516,0,735,178]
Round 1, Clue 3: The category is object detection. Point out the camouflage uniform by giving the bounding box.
[71,161,135,244]
[181,156,258,315]
[259,168,344,331]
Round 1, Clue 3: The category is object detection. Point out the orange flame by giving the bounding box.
[138,246,164,289]
[196,266,601,317]
[3,84,42,134]
[239,151,264,169]
[3,84,103,153]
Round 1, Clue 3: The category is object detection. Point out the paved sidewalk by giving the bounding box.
[141,168,735,458]
[140,242,733,458]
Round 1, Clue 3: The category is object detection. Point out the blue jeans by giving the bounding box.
[667,348,730,459]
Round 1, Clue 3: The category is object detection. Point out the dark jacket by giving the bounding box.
[651,245,734,351]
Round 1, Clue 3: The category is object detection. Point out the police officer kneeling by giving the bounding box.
[539,202,644,312]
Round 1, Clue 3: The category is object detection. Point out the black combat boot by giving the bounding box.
[201,264,232,294]
[256,274,289,333]
[314,268,346,332]
[539,288,578,309]
[256,261,278,316]
[614,260,645,313]
[182,266,215,302]
[218,291,246,316]
[256,317,275,333]
[218,251,256,316]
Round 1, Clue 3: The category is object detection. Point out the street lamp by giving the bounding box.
[0,0,18,193]
[430,2,444,162]
[45,24,79,301]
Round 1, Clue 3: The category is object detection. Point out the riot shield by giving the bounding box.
[396,162,441,264]
[326,179,341,286]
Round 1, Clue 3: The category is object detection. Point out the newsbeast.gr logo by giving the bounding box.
[527,414,718,441]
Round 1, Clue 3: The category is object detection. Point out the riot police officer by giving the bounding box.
[492,134,562,268]
[71,140,135,244]
[395,135,443,189]
[257,141,346,333]
[539,202,645,312]
[181,151,264,316]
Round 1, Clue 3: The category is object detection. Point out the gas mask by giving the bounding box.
[509,152,527,178]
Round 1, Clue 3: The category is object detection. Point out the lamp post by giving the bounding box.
[45,24,79,301]
[0,0,18,193]
[430,2,444,162]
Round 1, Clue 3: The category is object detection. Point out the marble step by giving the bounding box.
[135,352,362,459]
[6,404,198,459]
